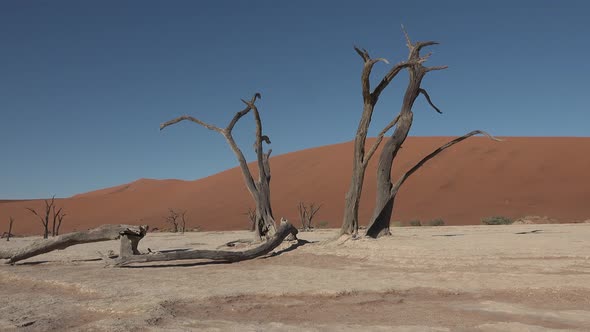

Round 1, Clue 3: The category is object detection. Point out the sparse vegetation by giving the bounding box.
[409,220,422,227]
[427,218,445,226]
[481,216,513,225]
[26,195,65,239]
[391,221,403,227]
[298,202,322,231]
[316,221,329,229]
[244,207,256,231]
[164,208,187,233]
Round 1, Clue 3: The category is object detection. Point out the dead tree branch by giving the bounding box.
[26,196,56,239]
[160,93,277,240]
[0,224,148,264]
[105,220,298,267]
[298,202,322,231]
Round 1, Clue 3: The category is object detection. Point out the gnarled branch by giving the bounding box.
[106,220,298,267]
[1,224,148,264]
[159,115,223,133]
[418,88,443,114]
[391,130,502,195]
[363,114,401,166]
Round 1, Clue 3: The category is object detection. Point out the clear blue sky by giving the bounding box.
[1,1,588,199]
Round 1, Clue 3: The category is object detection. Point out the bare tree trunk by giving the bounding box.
[0,224,148,264]
[365,30,499,238]
[106,220,298,267]
[6,217,14,242]
[367,131,500,237]
[161,93,277,242]
[340,48,413,236]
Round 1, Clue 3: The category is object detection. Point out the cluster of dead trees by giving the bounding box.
[26,196,66,239]
[1,28,498,267]
[164,208,188,233]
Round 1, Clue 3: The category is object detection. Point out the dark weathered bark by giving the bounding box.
[51,205,65,237]
[366,130,501,238]
[365,30,498,238]
[161,93,277,241]
[0,224,148,264]
[106,220,298,267]
[340,47,414,236]
[6,217,14,242]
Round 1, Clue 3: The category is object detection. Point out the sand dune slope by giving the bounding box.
[1,137,589,235]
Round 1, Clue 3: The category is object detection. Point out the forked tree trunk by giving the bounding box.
[366,130,501,238]
[340,48,413,236]
[365,30,499,238]
[0,224,148,264]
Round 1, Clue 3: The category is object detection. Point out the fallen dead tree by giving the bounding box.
[104,220,298,267]
[0,224,148,264]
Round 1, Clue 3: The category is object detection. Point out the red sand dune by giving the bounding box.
[1,137,590,236]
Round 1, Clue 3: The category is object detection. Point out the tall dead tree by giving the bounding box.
[340,34,422,236]
[364,30,499,238]
[161,93,277,241]
[298,202,322,231]
[26,196,57,239]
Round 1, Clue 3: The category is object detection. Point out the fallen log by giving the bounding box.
[0,224,148,264]
[106,220,298,267]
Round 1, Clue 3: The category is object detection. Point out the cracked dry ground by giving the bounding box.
[1,224,590,331]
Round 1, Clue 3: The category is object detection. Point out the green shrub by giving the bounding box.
[316,221,329,229]
[481,216,513,225]
[391,221,403,227]
[427,218,445,226]
[409,220,422,227]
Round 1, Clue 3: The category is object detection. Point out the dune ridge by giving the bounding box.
[1,137,589,235]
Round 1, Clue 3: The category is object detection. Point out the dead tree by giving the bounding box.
[340,36,423,236]
[298,202,322,231]
[164,208,181,232]
[55,210,65,236]
[244,207,256,231]
[364,30,499,238]
[104,219,298,267]
[0,224,148,264]
[179,210,188,234]
[51,205,66,237]
[6,217,14,241]
[26,196,57,239]
[161,93,277,241]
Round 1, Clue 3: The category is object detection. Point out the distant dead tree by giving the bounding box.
[298,202,322,231]
[244,207,256,231]
[5,217,14,241]
[165,208,181,233]
[342,27,499,238]
[26,195,63,239]
[179,210,188,234]
[161,93,277,241]
[52,205,66,236]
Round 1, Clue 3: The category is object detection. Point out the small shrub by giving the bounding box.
[409,220,422,227]
[481,216,513,225]
[316,221,329,229]
[427,218,445,226]
[391,221,403,227]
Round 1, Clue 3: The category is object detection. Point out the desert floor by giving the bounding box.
[1,223,589,331]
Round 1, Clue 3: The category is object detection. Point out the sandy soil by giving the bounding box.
[1,223,589,331]
[2,137,590,235]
